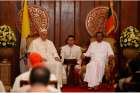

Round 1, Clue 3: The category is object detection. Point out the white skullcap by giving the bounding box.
[40,28,48,32]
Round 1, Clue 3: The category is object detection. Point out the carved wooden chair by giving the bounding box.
[18,5,49,49]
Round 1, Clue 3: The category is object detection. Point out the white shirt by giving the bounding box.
[11,70,57,92]
[84,41,114,63]
[60,45,82,64]
[28,37,59,62]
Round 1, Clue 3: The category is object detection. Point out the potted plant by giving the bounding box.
[120,26,140,61]
[0,25,16,63]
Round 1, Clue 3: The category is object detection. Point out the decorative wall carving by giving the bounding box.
[85,6,118,36]
[18,5,49,37]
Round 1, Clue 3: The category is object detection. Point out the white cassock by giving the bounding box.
[84,41,114,87]
[11,70,58,92]
[61,44,82,69]
[28,37,66,88]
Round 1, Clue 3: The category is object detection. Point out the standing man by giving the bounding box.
[83,32,114,89]
[60,35,82,85]
[28,28,66,89]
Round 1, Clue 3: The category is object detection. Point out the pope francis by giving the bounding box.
[28,28,66,88]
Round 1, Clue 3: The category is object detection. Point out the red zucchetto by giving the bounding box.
[28,52,43,67]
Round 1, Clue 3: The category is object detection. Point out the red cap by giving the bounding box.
[28,52,43,68]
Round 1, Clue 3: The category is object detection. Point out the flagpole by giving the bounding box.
[20,0,30,73]
[105,0,115,36]
[110,0,114,19]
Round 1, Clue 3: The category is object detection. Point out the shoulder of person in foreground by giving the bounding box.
[12,71,30,91]
[17,85,61,93]
[47,85,61,93]
[15,71,30,80]
[15,85,30,92]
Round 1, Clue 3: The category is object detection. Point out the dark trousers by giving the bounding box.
[64,59,79,86]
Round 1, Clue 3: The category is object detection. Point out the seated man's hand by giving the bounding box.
[55,57,61,62]
[109,55,114,61]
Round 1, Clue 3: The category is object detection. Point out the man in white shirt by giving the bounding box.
[12,52,58,92]
[83,32,114,89]
[28,28,66,88]
[16,66,59,92]
[61,35,82,85]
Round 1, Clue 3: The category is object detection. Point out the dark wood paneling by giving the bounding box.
[138,2,140,30]
[0,1,17,29]
[54,1,61,49]
[61,1,75,46]
[120,1,138,30]
[74,1,80,44]
[79,1,94,46]
[94,1,109,7]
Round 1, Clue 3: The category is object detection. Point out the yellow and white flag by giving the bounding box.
[20,0,30,73]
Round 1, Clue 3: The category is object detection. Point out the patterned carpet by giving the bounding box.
[62,84,115,92]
